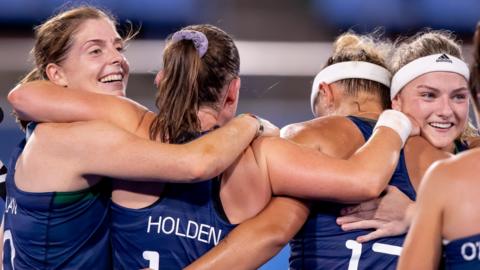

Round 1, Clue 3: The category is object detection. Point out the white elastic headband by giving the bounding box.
[310,61,391,116]
[390,53,470,100]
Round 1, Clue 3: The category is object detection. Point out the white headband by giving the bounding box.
[310,61,391,116]
[390,54,470,100]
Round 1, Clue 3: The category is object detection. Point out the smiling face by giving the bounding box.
[56,18,129,96]
[393,71,470,151]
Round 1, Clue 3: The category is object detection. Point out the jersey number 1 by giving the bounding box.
[346,239,402,270]
[143,250,159,270]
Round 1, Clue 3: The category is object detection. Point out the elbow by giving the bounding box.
[268,225,294,248]
[251,220,295,254]
[186,154,220,183]
[8,85,33,118]
[7,87,25,111]
[357,187,382,201]
[351,174,386,201]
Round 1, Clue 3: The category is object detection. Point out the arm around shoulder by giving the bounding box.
[53,115,264,183]
[260,126,403,203]
[8,80,149,133]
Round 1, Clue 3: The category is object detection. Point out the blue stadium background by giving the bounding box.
[0,1,479,268]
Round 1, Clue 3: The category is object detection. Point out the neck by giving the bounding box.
[333,95,384,119]
[198,106,220,131]
[441,142,456,154]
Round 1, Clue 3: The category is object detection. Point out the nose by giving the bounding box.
[109,46,126,66]
[436,95,454,119]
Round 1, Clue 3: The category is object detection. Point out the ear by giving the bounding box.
[216,77,240,124]
[154,70,164,88]
[45,63,68,87]
[391,93,402,110]
[223,77,240,109]
[319,82,335,108]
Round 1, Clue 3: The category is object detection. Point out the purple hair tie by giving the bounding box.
[171,30,209,58]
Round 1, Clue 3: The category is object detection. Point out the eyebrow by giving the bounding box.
[83,37,124,47]
[416,84,469,93]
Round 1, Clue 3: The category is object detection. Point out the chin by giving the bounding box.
[426,136,455,151]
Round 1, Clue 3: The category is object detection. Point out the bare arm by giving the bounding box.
[38,114,265,183]
[185,197,309,270]
[8,80,148,133]
[185,125,403,269]
[262,126,403,202]
[397,162,446,270]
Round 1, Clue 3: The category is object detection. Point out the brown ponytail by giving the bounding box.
[150,41,203,143]
[150,24,240,143]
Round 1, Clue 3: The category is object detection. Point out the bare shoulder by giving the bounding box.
[281,116,353,138]
[33,121,132,152]
[406,136,452,160]
[35,120,118,137]
[419,149,478,194]
[435,148,480,180]
[280,116,361,156]
[404,136,453,190]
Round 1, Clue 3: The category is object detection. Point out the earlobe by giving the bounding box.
[154,70,164,88]
[45,63,68,87]
[391,95,402,110]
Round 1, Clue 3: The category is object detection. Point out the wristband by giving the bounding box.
[374,110,412,147]
[240,113,264,139]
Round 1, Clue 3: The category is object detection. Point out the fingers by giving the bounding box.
[356,229,390,243]
[355,222,409,243]
[340,219,384,232]
[337,209,377,225]
[336,215,363,225]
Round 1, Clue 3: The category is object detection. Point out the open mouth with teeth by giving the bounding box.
[429,122,454,129]
[99,74,123,83]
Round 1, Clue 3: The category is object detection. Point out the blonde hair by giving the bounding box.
[390,30,463,74]
[326,31,393,109]
[392,30,478,143]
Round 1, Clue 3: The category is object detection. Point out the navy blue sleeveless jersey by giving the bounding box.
[3,137,112,270]
[111,178,235,270]
[443,234,480,270]
[289,116,416,270]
